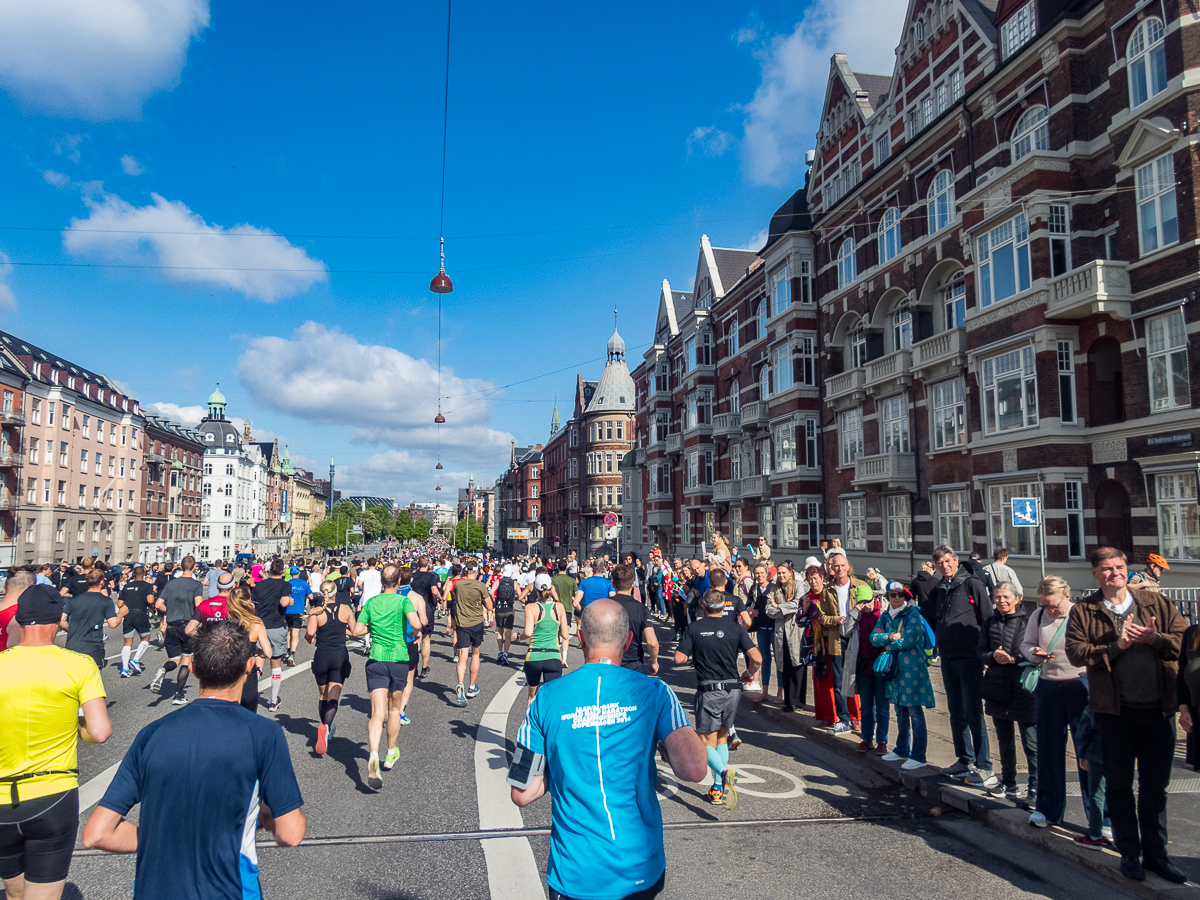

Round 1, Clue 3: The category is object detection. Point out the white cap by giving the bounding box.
[534,573,552,591]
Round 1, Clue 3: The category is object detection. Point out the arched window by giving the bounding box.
[729,379,741,414]
[891,301,913,351]
[927,170,955,233]
[1011,105,1049,162]
[940,272,966,330]
[759,363,771,400]
[849,323,868,369]
[837,238,857,288]
[878,208,902,263]
[1128,17,1167,107]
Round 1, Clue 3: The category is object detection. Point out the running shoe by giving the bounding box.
[383,747,400,771]
[420,666,430,678]
[1073,835,1106,851]
[901,758,928,770]
[129,660,145,675]
[367,754,383,790]
[498,652,507,665]
[120,668,131,678]
[328,723,336,740]
[728,735,742,752]
[398,712,411,726]
[1028,811,1048,828]
[454,684,468,708]
[942,761,971,777]
[149,667,166,691]
[721,769,738,810]
[284,654,296,668]
[882,751,905,762]
[706,786,724,805]
[315,724,328,756]
[268,698,281,712]
[466,683,480,699]
[172,690,189,706]
[831,722,853,735]
[966,768,1000,790]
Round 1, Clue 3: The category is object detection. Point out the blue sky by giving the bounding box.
[0,0,905,502]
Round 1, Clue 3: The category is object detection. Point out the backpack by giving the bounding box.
[918,612,938,665]
[495,577,516,611]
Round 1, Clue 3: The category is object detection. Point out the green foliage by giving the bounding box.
[414,518,432,539]
[454,516,487,551]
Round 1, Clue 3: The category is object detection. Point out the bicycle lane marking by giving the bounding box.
[474,667,546,900]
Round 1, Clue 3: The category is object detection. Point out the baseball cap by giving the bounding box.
[290,566,300,576]
[885,581,912,597]
[16,584,64,626]
[534,573,552,591]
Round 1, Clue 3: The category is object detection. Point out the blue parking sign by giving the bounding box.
[1011,497,1039,528]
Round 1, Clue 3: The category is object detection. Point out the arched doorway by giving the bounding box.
[1088,337,1124,426]
[1095,480,1132,554]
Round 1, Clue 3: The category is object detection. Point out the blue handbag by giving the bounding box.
[873,648,899,680]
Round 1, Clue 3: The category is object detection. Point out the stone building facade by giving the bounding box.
[138,414,205,564]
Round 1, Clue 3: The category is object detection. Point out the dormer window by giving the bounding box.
[915,19,925,41]
[1000,1,1036,60]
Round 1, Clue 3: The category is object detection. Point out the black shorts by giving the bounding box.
[164,623,192,660]
[123,611,150,636]
[241,671,259,712]
[285,614,303,629]
[495,610,515,630]
[365,660,408,693]
[83,649,105,671]
[406,641,419,672]
[524,657,563,686]
[312,648,352,686]
[550,871,664,900]
[455,622,485,650]
[0,789,79,884]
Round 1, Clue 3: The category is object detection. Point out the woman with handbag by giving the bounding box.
[805,563,837,726]
[871,584,934,770]
[978,583,1038,804]
[768,562,816,712]
[1021,575,1087,828]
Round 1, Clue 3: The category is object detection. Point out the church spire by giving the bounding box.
[550,396,560,436]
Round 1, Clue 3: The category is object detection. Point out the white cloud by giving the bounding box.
[144,401,205,425]
[121,154,144,175]
[686,125,733,158]
[737,228,769,252]
[738,0,906,186]
[337,450,476,504]
[54,133,84,162]
[0,0,210,121]
[62,191,328,302]
[42,170,70,188]
[0,252,16,310]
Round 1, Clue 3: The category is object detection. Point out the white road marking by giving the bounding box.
[729,764,806,799]
[474,667,546,900]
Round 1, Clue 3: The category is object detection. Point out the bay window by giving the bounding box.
[982,346,1038,433]
[978,213,1030,307]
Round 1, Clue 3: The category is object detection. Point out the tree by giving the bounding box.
[393,510,415,541]
[414,518,432,540]
[454,516,487,551]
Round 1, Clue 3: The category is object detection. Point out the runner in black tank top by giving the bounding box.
[306,583,357,755]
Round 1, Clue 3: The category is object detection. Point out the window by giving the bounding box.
[82,415,89,437]
[759,363,771,401]
[774,422,796,472]
[759,438,771,476]
[936,489,970,552]
[880,395,910,452]
[989,482,1042,556]
[842,498,866,550]
[798,259,812,304]
[605,452,614,473]
[96,421,102,442]
[1011,106,1048,162]
[1128,17,1167,108]
[532,465,540,478]
[571,520,578,539]
[704,450,713,486]
[839,408,863,466]
[1065,480,1085,558]
[1049,204,1070,276]
[57,480,65,505]
[804,418,818,468]
[28,441,38,465]
[878,208,902,264]
[773,342,793,392]
[59,442,67,467]
[915,18,924,41]
[837,238,857,288]
[932,378,967,449]
[531,485,539,499]
[927,170,955,233]
[886,495,912,551]
[727,318,739,356]
[42,479,50,503]
[850,325,867,369]
[978,213,1030,306]
[982,346,1038,433]
[685,336,696,372]
[760,505,773,546]
[876,133,891,164]
[224,504,232,517]
[779,503,797,548]
[799,336,815,386]
[941,273,966,330]
[616,420,623,440]
[891,302,912,351]
[1058,341,1077,423]
[1147,310,1189,410]
[771,264,790,315]
[1136,153,1179,255]
[1000,1,1036,58]
[758,298,769,340]
[729,379,741,414]
[1156,472,1200,560]
[79,450,87,474]
[31,400,40,425]
[48,402,54,426]
[687,451,699,489]
[225,463,234,476]
[951,71,962,103]
[78,485,85,507]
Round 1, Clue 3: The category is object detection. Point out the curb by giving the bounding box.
[741,695,1200,899]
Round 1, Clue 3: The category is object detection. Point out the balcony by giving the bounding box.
[852,448,918,492]
[682,481,711,498]
[1046,259,1131,319]
[0,495,17,510]
[824,368,866,406]
[865,349,912,394]
[712,412,741,443]
[682,421,713,440]
[646,489,673,503]
[0,451,21,468]
[145,451,166,465]
[713,479,741,503]
[633,448,646,466]
[740,474,768,498]
[665,433,682,455]
[739,401,769,432]
[912,328,967,377]
[0,410,25,425]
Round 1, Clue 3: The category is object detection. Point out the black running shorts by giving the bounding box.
[455,622,485,650]
[312,648,352,686]
[495,611,515,631]
[0,789,79,884]
[406,641,419,672]
[285,614,303,629]
[122,611,150,636]
[164,623,192,660]
[523,658,563,686]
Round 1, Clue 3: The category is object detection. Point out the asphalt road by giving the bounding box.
[26,605,1142,900]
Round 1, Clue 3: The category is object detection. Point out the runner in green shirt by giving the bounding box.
[523,574,570,703]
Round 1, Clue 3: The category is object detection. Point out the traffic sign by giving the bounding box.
[1011,498,1039,528]
[603,512,618,527]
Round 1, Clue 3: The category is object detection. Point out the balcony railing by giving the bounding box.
[682,481,711,497]
[633,448,646,465]
[852,448,917,492]
[646,489,673,502]
[740,474,768,498]
[865,349,912,392]
[824,368,866,405]
[0,495,17,510]
[912,328,967,375]
[0,410,25,425]
[145,451,166,465]
[0,451,21,467]
[665,433,682,455]
[713,479,741,502]
[739,401,769,431]
[712,412,741,442]
[1046,259,1131,319]
[682,420,713,438]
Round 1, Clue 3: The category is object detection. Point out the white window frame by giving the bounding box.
[773,421,796,472]
[1064,480,1085,558]
[837,238,857,288]
[941,272,966,330]
[1049,203,1071,277]
[879,395,910,452]
[927,169,955,234]
[1057,341,1077,424]
[1146,309,1189,410]
[981,345,1039,433]
[876,133,891,165]
[886,494,912,551]
[842,497,866,550]
[988,481,1043,557]
[891,301,912,351]
[978,212,1031,307]
[838,408,863,467]
[1011,105,1049,162]
[1000,1,1036,59]
[935,489,970,553]
[799,336,815,386]
[779,502,798,548]
[878,207,901,264]
[1156,472,1200,561]
[803,418,818,468]
[1135,153,1179,256]
[931,378,966,450]
[727,318,739,356]
[771,263,791,316]
[1128,17,1167,109]
[773,341,793,393]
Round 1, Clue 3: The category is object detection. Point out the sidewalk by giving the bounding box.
[741,660,1200,899]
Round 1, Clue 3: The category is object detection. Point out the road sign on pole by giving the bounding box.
[603,513,618,528]
[1011,498,1039,528]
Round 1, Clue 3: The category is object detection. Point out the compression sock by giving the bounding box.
[323,699,338,727]
[120,646,131,670]
[717,743,730,775]
[707,746,724,786]
[270,671,282,704]
[133,640,150,663]
[162,660,178,674]
[175,667,189,693]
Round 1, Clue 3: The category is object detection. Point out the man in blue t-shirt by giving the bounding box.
[573,560,614,615]
[284,566,311,667]
[510,600,706,900]
[84,621,305,899]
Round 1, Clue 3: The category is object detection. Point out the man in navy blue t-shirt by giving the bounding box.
[84,621,305,899]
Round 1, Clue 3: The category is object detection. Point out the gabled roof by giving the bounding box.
[853,73,893,111]
[710,247,760,296]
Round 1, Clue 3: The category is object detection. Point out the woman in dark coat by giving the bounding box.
[1179,623,1200,770]
[978,582,1037,802]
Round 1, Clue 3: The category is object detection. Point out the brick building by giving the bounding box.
[138,414,205,564]
[495,443,543,555]
[0,346,27,565]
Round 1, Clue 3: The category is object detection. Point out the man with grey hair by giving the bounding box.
[512,599,705,900]
[675,588,762,809]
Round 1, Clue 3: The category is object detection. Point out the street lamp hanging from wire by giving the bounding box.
[432,0,453,428]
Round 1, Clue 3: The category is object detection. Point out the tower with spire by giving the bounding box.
[206,383,227,420]
[550,396,560,437]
